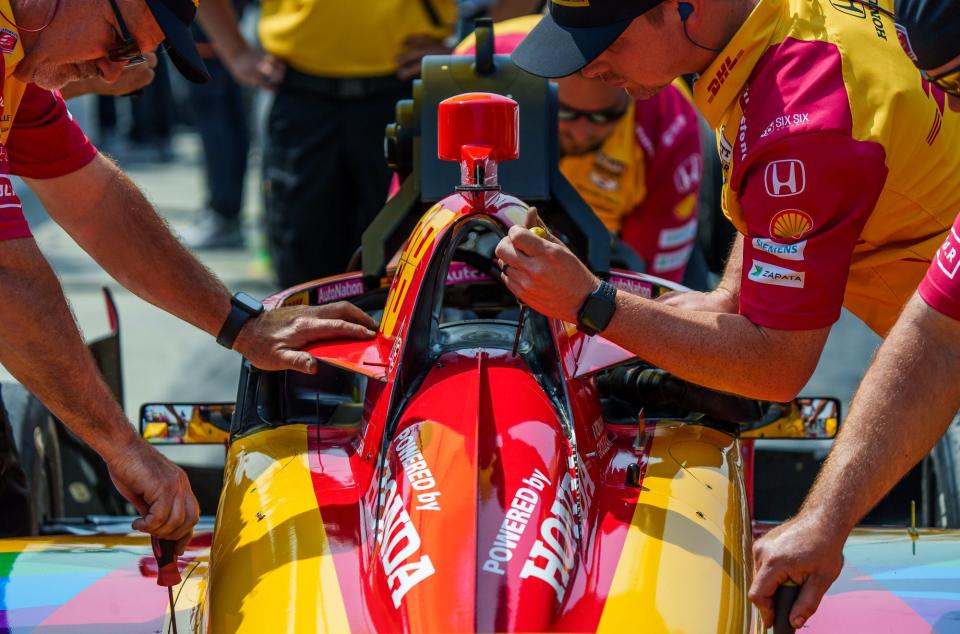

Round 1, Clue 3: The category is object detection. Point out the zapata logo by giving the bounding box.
[769,209,814,240]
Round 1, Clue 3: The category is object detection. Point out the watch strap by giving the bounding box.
[216,293,264,350]
[576,280,618,336]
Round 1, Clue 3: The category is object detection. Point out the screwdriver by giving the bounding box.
[511,225,549,357]
[151,537,181,634]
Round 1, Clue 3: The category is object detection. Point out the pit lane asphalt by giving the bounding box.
[1,128,273,421]
[0,114,882,443]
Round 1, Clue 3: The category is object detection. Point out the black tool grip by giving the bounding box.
[151,537,182,587]
[773,582,801,633]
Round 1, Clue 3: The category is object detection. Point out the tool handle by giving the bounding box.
[773,582,801,633]
[151,537,182,587]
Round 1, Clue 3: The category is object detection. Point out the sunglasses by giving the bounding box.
[557,102,629,125]
[924,66,960,98]
[106,0,147,67]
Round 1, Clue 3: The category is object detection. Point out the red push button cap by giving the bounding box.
[437,93,519,163]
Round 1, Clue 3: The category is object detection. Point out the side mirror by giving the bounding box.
[741,397,841,440]
[140,403,235,445]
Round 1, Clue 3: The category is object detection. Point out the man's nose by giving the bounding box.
[566,120,591,145]
[96,58,126,83]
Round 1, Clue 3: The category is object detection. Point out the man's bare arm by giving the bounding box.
[25,154,377,374]
[603,285,827,401]
[801,294,960,532]
[26,155,232,336]
[497,222,826,401]
[0,238,198,547]
[750,293,960,628]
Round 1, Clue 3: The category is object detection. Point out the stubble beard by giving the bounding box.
[32,61,99,90]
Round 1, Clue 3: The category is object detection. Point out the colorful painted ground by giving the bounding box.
[808,528,960,633]
[0,533,210,634]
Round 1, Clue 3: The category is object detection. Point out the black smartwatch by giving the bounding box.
[216,292,265,349]
[576,280,618,336]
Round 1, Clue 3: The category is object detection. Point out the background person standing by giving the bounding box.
[200,0,458,287]
[181,0,251,250]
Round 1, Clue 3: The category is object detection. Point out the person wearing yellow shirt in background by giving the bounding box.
[458,15,704,283]
[198,1,541,287]
[197,0,455,286]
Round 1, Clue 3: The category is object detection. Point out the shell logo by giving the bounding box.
[769,209,813,240]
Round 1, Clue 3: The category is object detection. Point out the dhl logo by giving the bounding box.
[769,209,813,240]
[707,50,744,104]
[381,204,456,337]
[552,0,590,6]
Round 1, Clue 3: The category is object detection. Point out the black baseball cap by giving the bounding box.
[144,0,209,83]
[894,0,960,71]
[511,0,665,78]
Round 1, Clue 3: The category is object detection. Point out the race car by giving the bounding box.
[0,22,958,633]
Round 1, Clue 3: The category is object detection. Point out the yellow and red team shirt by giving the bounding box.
[919,211,960,319]
[0,4,97,240]
[693,0,960,335]
[259,0,456,77]
[458,15,703,282]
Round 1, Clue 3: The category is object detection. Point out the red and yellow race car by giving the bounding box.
[0,25,957,634]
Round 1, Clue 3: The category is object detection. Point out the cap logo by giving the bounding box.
[553,0,590,6]
[895,24,918,63]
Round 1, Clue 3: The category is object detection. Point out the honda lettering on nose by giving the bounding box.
[764,159,805,197]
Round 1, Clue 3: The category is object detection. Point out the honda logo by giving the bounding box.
[830,0,866,17]
[674,155,702,195]
[764,160,805,197]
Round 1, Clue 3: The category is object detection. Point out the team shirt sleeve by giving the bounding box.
[5,84,97,180]
[736,132,887,330]
[918,213,960,321]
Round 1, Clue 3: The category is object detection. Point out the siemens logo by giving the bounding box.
[753,238,807,261]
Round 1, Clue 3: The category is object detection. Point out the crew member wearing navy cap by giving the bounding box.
[0,0,376,549]
[752,0,960,628]
[496,0,960,627]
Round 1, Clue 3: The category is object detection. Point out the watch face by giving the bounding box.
[578,282,617,335]
[233,292,264,315]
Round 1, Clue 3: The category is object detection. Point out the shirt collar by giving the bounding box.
[693,0,783,128]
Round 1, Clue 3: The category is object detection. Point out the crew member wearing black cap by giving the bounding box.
[0,0,377,548]
[752,2,960,628]
[496,0,960,628]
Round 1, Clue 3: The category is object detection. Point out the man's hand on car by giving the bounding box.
[496,208,600,323]
[105,438,199,555]
[233,301,378,374]
[750,513,845,630]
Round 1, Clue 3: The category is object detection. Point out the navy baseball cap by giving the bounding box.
[894,0,960,71]
[144,0,209,83]
[511,0,665,78]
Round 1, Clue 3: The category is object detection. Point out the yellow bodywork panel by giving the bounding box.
[208,425,349,632]
[599,423,755,633]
